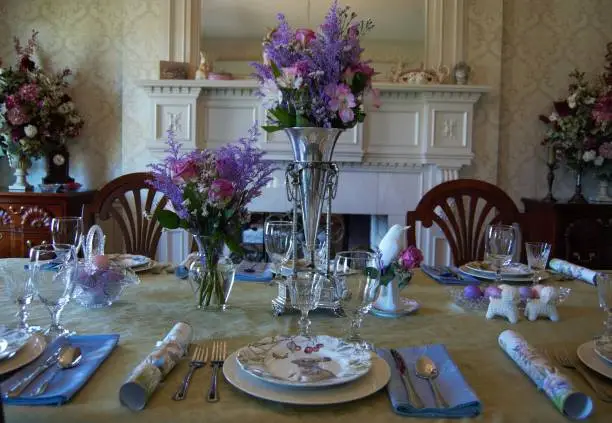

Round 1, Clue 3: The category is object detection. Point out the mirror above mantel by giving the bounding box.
[200,0,426,80]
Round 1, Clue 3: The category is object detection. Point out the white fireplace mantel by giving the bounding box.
[137,79,488,170]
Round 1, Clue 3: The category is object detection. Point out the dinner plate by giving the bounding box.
[465,261,533,277]
[0,329,31,360]
[235,335,372,388]
[224,351,390,405]
[371,298,420,318]
[594,343,612,365]
[0,333,47,376]
[107,254,151,269]
[577,340,612,379]
[132,261,155,273]
[459,265,548,283]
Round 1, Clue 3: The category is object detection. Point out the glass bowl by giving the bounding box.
[38,183,61,193]
[447,284,571,312]
[73,262,140,308]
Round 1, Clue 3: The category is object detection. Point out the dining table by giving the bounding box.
[1,266,611,423]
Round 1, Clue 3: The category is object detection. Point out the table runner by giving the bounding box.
[1,268,610,422]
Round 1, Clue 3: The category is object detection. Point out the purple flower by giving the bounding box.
[325,83,356,123]
[18,83,39,102]
[295,28,316,47]
[208,179,234,204]
[398,246,424,270]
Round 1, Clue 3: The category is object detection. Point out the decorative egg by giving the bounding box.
[498,284,511,291]
[92,255,110,269]
[532,284,545,298]
[463,285,483,300]
[484,286,502,298]
[519,286,534,299]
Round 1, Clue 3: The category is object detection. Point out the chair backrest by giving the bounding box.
[85,172,168,258]
[406,179,522,266]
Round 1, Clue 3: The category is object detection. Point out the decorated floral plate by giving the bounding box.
[464,261,533,277]
[447,285,571,312]
[107,254,151,269]
[0,329,31,361]
[236,335,372,388]
[459,264,545,283]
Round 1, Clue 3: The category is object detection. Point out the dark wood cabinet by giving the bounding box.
[0,190,95,257]
[522,198,612,269]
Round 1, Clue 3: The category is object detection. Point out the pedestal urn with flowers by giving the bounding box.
[0,31,83,191]
[251,0,379,267]
[148,126,276,310]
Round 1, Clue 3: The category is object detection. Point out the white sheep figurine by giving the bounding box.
[486,286,520,324]
[525,286,559,322]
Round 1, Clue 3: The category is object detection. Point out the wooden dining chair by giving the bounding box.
[406,179,523,266]
[84,172,168,258]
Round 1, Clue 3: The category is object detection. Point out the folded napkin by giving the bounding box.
[499,330,592,420]
[421,264,480,285]
[377,344,481,418]
[548,258,601,285]
[1,334,119,406]
[235,261,273,282]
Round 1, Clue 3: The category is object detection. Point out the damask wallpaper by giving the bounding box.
[1,0,611,208]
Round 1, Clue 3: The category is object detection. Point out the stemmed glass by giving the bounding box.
[525,242,552,285]
[333,251,382,349]
[0,263,38,333]
[50,216,84,253]
[485,224,516,283]
[264,221,293,278]
[29,244,78,339]
[595,273,612,359]
[287,271,325,337]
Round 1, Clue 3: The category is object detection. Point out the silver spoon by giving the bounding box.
[33,346,83,396]
[415,356,448,408]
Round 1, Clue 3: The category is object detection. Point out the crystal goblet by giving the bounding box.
[0,262,38,333]
[525,242,552,285]
[264,220,293,278]
[595,273,612,359]
[485,224,516,283]
[287,271,325,337]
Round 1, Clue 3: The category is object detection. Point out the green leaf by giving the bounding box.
[295,114,313,127]
[155,209,181,229]
[223,233,244,255]
[269,61,282,78]
[262,125,283,133]
[364,266,380,279]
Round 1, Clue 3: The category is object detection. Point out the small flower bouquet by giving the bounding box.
[0,31,83,160]
[251,0,379,132]
[376,245,424,288]
[148,125,276,308]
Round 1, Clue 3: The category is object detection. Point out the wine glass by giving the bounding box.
[485,224,516,283]
[264,221,293,277]
[51,216,84,253]
[525,242,552,285]
[595,273,612,359]
[29,244,78,339]
[287,271,325,337]
[0,263,38,333]
[333,251,381,349]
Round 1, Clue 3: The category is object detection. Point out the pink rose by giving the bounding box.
[5,95,17,109]
[295,28,316,47]
[6,107,29,126]
[208,179,234,204]
[172,158,199,183]
[398,246,423,270]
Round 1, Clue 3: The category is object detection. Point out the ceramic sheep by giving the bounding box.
[525,286,559,322]
[486,286,520,324]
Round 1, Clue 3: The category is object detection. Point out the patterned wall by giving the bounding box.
[1,0,611,208]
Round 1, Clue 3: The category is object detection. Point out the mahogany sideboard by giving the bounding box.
[0,190,96,258]
[522,198,612,270]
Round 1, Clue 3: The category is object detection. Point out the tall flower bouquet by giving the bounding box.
[0,31,83,161]
[592,42,612,181]
[148,125,276,308]
[251,0,379,132]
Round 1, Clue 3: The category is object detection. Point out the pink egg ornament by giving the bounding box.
[532,284,545,299]
[484,286,502,298]
[463,285,483,300]
[519,286,534,299]
[92,255,111,269]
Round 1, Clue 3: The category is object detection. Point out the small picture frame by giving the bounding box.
[159,61,189,80]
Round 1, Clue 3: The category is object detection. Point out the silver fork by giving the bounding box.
[547,348,612,403]
[207,340,227,403]
[172,345,208,401]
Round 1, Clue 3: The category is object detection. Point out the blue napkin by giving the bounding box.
[235,262,273,282]
[175,265,189,280]
[421,264,480,285]
[377,344,481,418]
[1,334,119,406]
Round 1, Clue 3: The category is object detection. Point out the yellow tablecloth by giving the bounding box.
[2,269,611,422]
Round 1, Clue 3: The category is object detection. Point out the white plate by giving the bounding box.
[0,333,47,376]
[108,254,151,269]
[459,265,548,283]
[577,341,612,379]
[132,261,155,273]
[371,298,420,318]
[235,335,372,388]
[465,261,533,276]
[224,352,390,405]
[0,329,31,360]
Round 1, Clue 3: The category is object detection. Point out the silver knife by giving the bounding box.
[5,346,64,398]
[390,349,424,408]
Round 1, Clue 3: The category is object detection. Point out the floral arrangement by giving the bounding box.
[147,125,276,307]
[375,245,423,287]
[251,0,379,132]
[0,31,84,160]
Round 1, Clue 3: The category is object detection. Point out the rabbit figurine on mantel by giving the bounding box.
[195,51,211,80]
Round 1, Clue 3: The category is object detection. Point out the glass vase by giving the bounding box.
[188,233,236,311]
